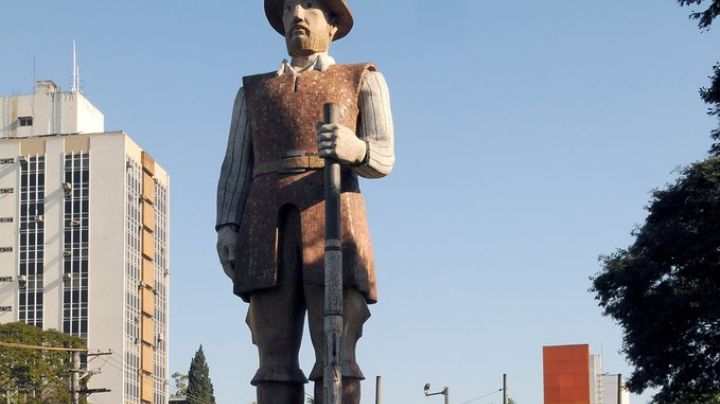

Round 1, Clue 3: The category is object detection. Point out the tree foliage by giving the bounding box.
[592,158,720,403]
[0,322,86,403]
[171,371,189,397]
[186,345,216,404]
[678,0,720,154]
[678,0,720,29]
[702,63,720,155]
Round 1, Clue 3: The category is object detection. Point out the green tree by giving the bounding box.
[186,345,216,404]
[592,3,720,402]
[592,158,720,403]
[0,322,86,403]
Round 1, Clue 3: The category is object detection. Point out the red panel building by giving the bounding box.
[543,344,591,404]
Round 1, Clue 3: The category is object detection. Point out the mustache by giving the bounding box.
[290,23,310,34]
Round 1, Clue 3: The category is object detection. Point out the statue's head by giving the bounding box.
[265,0,353,57]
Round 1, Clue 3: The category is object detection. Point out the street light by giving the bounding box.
[424,383,449,404]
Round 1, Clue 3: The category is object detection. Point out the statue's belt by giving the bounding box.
[253,154,325,177]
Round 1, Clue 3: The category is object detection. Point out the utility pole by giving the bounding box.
[503,373,508,404]
[375,376,382,404]
[71,351,81,404]
[617,373,622,404]
[0,341,111,402]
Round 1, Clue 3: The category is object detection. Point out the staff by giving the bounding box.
[323,102,343,404]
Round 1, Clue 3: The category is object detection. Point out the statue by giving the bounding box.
[216,0,395,402]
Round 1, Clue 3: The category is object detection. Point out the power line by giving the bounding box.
[0,340,86,352]
[458,388,503,404]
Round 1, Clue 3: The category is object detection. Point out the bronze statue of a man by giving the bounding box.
[216,0,394,402]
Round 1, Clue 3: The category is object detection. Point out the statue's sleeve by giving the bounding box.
[216,87,254,230]
[354,70,396,178]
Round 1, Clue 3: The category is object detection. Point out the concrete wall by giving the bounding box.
[42,137,65,331]
[601,375,631,404]
[543,344,591,404]
[87,132,127,404]
[0,82,104,139]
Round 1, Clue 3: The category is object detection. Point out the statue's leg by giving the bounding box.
[246,207,307,404]
[305,286,371,404]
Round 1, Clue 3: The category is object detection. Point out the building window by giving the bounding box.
[62,153,89,340]
[0,307,11,312]
[125,158,142,402]
[18,156,45,328]
[18,117,33,127]
[154,180,169,404]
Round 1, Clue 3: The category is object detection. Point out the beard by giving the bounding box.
[285,30,332,57]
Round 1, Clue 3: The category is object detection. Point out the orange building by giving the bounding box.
[543,344,591,404]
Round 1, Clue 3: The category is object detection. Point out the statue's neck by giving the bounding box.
[290,51,328,69]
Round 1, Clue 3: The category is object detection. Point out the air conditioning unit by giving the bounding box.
[70,219,81,227]
[157,332,164,341]
[62,182,73,194]
[63,250,72,257]
[34,215,44,223]
[17,275,27,288]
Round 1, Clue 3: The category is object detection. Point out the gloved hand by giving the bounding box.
[216,225,238,279]
[317,123,367,165]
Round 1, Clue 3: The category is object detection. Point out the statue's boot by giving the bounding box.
[257,382,304,404]
[313,379,361,404]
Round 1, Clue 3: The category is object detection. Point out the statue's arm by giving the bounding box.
[216,87,253,231]
[354,70,396,178]
[216,87,253,278]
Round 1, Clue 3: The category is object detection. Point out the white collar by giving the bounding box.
[276,54,336,76]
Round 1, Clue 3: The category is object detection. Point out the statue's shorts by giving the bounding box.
[245,205,369,386]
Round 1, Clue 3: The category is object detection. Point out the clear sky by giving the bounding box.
[2,1,719,403]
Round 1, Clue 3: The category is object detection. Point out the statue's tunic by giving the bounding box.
[234,63,378,303]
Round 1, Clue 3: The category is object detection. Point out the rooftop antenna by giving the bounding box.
[71,41,79,93]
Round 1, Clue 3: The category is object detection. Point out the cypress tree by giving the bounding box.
[186,345,216,404]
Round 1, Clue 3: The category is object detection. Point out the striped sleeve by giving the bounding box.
[216,87,254,230]
[354,70,396,179]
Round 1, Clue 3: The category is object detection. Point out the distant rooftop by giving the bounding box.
[0,80,104,139]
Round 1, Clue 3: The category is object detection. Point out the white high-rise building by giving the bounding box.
[0,81,170,404]
[589,353,631,404]
[590,355,604,404]
[600,374,631,404]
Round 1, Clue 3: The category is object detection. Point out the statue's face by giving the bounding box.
[283,0,338,57]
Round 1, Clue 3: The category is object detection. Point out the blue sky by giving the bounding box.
[2,1,719,403]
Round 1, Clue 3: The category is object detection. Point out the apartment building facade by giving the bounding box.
[0,81,170,403]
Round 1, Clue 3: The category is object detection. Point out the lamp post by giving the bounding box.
[424,383,449,404]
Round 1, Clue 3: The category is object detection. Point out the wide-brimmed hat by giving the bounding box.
[264,0,354,41]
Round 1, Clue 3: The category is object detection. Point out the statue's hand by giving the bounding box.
[317,123,367,165]
[216,225,238,279]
